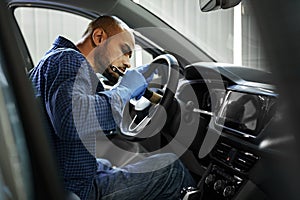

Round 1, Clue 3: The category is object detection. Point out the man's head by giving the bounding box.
[77,15,135,84]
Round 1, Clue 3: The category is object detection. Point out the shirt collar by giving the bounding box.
[52,36,80,52]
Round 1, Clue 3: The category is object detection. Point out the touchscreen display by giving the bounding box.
[216,91,276,137]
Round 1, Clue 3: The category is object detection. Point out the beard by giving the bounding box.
[93,47,119,86]
[102,67,119,85]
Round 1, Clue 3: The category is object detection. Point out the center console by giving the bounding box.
[203,164,243,199]
[181,163,244,200]
[181,138,261,200]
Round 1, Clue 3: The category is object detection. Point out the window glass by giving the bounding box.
[133,0,267,70]
[0,50,33,199]
[134,0,233,64]
[14,7,91,65]
[241,1,268,70]
[130,44,153,68]
[14,7,153,70]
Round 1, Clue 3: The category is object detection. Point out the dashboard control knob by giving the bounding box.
[223,186,235,197]
[205,174,215,185]
[213,180,225,191]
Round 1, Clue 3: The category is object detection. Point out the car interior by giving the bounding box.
[1,0,300,200]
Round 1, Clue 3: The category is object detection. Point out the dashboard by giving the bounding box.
[175,62,284,199]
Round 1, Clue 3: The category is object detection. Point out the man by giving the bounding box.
[30,15,195,200]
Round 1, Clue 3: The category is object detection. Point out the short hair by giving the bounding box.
[82,15,131,38]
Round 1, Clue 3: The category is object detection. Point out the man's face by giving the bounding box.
[93,30,135,84]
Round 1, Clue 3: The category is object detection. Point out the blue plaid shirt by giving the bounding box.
[29,36,121,199]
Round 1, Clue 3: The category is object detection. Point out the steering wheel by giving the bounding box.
[120,54,180,140]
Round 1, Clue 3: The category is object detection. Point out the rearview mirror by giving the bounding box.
[199,0,241,12]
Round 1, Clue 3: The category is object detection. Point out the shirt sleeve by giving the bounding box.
[45,51,116,141]
[98,89,130,128]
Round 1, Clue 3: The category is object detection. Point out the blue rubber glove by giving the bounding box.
[135,64,156,84]
[111,69,147,104]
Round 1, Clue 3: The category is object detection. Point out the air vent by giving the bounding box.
[211,142,232,162]
[232,151,259,172]
[211,141,259,173]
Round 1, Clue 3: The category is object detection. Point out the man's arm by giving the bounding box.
[46,51,116,140]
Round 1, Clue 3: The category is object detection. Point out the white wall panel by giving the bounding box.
[15,8,90,65]
[139,0,234,63]
[138,0,265,69]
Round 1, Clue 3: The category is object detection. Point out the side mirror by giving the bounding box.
[199,0,241,12]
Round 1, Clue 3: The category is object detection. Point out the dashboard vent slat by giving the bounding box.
[212,142,232,162]
[211,141,259,173]
[232,151,259,172]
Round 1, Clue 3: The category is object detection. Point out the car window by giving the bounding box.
[0,51,33,199]
[14,7,91,65]
[130,44,153,68]
[14,7,153,69]
[133,0,267,70]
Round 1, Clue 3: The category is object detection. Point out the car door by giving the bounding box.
[0,1,66,199]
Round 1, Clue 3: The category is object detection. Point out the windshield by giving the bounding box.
[133,0,267,71]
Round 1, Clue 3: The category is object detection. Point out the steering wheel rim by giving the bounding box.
[120,54,180,140]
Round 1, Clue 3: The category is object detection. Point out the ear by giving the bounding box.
[92,28,108,46]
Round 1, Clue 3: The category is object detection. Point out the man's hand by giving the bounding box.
[111,69,147,104]
[135,64,156,84]
[120,69,147,99]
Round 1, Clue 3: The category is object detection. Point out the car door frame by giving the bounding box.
[1,1,66,199]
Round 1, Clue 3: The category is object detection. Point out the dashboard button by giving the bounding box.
[223,186,235,197]
[214,180,225,191]
[205,174,215,185]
